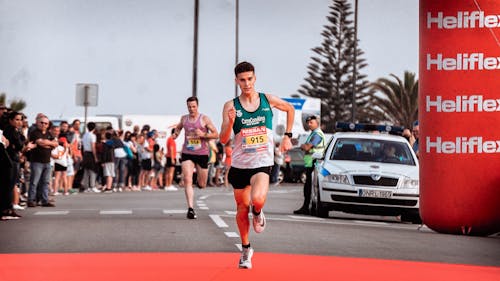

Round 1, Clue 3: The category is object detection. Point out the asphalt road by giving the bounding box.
[1,184,499,267]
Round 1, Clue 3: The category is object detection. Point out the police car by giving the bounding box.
[310,123,421,223]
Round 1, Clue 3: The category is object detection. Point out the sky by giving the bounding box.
[0,0,418,127]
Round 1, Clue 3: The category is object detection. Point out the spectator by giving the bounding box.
[152,143,165,189]
[294,115,325,215]
[271,142,284,185]
[207,139,218,187]
[111,130,127,191]
[81,122,100,193]
[0,127,17,220]
[52,137,70,195]
[69,119,83,190]
[224,139,232,188]
[124,132,140,191]
[100,132,115,192]
[412,121,419,159]
[164,128,178,191]
[27,115,58,207]
[2,111,27,218]
[214,141,224,186]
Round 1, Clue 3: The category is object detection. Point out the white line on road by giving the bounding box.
[235,244,242,251]
[224,232,239,238]
[288,215,325,221]
[352,220,390,226]
[199,206,209,210]
[100,210,133,215]
[209,214,228,228]
[163,210,187,214]
[225,210,236,215]
[199,195,209,200]
[34,211,69,215]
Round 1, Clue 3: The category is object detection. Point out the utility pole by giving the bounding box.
[192,0,199,97]
[234,0,239,97]
[352,0,358,123]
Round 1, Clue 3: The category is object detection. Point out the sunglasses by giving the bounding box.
[39,121,49,125]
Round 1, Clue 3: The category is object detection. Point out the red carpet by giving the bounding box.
[0,253,498,281]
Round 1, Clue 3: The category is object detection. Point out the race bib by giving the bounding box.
[186,137,202,151]
[241,126,269,153]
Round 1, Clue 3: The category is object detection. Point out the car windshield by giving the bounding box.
[330,138,416,166]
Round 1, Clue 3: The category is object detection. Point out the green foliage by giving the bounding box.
[370,71,419,129]
[298,0,374,132]
[0,92,27,112]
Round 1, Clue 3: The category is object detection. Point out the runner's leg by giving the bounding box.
[182,160,195,208]
[233,186,251,245]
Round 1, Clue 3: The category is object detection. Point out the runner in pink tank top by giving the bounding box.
[172,96,219,219]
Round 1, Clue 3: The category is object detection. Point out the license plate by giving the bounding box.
[358,189,392,198]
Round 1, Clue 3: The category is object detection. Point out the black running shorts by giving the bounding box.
[228,166,272,189]
[181,153,209,169]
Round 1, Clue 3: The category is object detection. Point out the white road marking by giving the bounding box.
[209,214,228,228]
[288,215,325,221]
[163,210,187,214]
[224,232,239,238]
[235,244,242,251]
[199,195,209,200]
[34,211,69,215]
[225,210,236,215]
[196,200,204,204]
[100,210,132,215]
[199,206,209,210]
[353,220,390,226]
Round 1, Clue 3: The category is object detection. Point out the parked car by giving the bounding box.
[281,148,306,183]
[310,131,421,223]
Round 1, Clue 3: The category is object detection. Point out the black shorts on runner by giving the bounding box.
[181,153,209,169]
[228,166,272,189]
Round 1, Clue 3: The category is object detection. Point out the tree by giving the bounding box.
[370,71,419,129]
[0,92,27,112]
[298,0,373,132]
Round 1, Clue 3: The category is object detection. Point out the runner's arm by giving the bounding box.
[266,93,295,151]
[220,100,235,145]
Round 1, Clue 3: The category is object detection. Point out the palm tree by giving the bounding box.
[0,92,27,112]
[370,71,418,129]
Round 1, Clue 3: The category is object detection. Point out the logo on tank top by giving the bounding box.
[236,110,243,117]
[241,116,266,126]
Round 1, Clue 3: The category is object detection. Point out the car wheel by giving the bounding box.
[310,177,328,218]
[299,171,307,184]
[278,169,284,184]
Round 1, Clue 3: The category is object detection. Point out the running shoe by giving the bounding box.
[165,185,178,191]
[238,247,254,269]
[187,208,197,219]
[252,206,266,233]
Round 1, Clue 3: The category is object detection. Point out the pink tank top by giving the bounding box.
[182,114,209,156]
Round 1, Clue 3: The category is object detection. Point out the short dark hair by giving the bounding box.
[234,61,254,76]
[186,96,198,105]
[87,122,96,131]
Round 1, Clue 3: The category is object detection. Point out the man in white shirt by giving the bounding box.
[81,122,100,193]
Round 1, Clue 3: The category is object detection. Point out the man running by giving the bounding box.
[219,61,294,269]
[172,96,219,219]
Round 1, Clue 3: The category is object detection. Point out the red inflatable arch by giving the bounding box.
[419,0,500,235]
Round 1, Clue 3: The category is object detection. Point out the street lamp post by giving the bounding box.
[352,0,358,123]
[192,0,199,97]
[234,0,239,97]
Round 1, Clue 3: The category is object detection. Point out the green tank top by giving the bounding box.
[231,93,274,169]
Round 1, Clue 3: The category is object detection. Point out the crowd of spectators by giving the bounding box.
[0,107,232,221]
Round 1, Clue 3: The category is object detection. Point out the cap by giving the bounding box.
[306,115,317,122]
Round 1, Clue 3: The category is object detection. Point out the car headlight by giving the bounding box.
[401,177,419,189]
[325,174,350,184]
